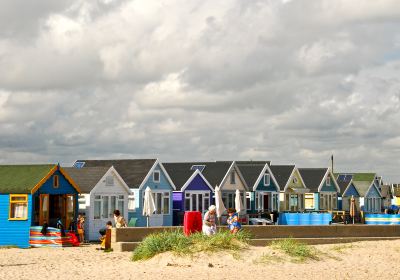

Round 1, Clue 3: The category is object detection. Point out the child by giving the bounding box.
[227,208,241,234]
[77,214,85,243]
[99,221,113,250]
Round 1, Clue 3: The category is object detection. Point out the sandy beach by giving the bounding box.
[1,240,399,280]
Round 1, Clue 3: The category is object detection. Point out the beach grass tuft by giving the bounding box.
[271,238,320,262]
[331,243,355,253]
[131,230,250,261]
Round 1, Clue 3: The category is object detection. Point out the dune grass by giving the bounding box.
[331,243,355,253]
[271,238,320,262]
[131,230,251,261]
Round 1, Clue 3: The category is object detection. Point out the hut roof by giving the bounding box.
[269,165,295,191]
[298,168,328,192]
[75,159,157,189]
[0,164,56,194]
[63,167,111,193]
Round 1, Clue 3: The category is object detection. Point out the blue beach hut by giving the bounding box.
[0,164,80,248]
[163,163,215,225]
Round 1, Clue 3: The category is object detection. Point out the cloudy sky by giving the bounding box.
[1,0,400,182]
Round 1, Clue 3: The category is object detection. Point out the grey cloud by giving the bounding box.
[0,0,400,182]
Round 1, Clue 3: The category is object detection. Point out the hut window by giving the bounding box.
[94,195,101,219]
[246,192,251,211]
[9,194,28,220]
[53,175,59,188]
[332,193,337,209]
[272,193,279,211]
[222,192,235,209]
[264,174,271,186]
[105,176,114,186]
[153,171,160,183]
[230,172,236,184]
[118,195,124,216]
[326,176,331,186]
[305,193,314,209]
[163,192,170,215]
[128,195,135,212]
[292,177,298,184]
[320,193,325,210]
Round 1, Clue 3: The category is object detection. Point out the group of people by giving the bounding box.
[77,207,239,248]
[98,210,127,249]
[75,210,127,248]
[202,205,242,236]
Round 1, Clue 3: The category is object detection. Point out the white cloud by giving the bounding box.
[0,0,400,181]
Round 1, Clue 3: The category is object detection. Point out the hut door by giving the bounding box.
[39,194,49,225]
[65,195,75,230]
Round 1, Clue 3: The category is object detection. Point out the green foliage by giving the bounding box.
[352,173,376,182]
[254,253,283,264]
[131,230,250,261]
[331,243,354,253]
[271,238,319,262]
[0,245,19,249]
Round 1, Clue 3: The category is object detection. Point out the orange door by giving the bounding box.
[65,195,75,229]
[39,194,49,225]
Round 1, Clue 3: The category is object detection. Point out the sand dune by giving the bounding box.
[1,240,399,280]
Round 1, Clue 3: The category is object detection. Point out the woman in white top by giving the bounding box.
[203,205,217,236]
[113,210,127,228]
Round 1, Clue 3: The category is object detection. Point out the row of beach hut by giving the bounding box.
[0,159,396,246]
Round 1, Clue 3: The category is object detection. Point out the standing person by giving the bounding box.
[113,210,127,228]
[227,208,241,234]
[203,205,217,236]
[77,214,85,243]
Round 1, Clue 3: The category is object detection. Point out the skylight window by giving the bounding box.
[73,161,85,168]
[190,165,206,172]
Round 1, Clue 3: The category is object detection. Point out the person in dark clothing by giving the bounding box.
[57,218,66,237]
[41,221,49,235]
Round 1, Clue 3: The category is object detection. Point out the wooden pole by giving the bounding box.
[105,228,111,250]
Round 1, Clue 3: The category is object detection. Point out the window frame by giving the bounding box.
[153,170,160,183]
[128,194,136,212]
[105,175,114,186]
[305,193,314,210]
[185,191,210,212]
[246,192,252,211]
[9,194,29,221]
[93,195,102,220]
[263,174,271,186]
[143,191,170,215]
[230,172,236,184]
[53,175,59,188]
[326,176,331,186]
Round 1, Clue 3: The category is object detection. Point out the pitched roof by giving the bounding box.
[76,159,157,189]
[163,161,232,189]
[352,173,376,182]
[298,168,328,192]
[236,161,270,165]
[353,180,375,197]
[236,163,267,188]
[64,167,110,193]
[163,163,198,191]
[0,164,56,194]
[269,165,295,191]
[380,185,393,198]
[337,179,352,194]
